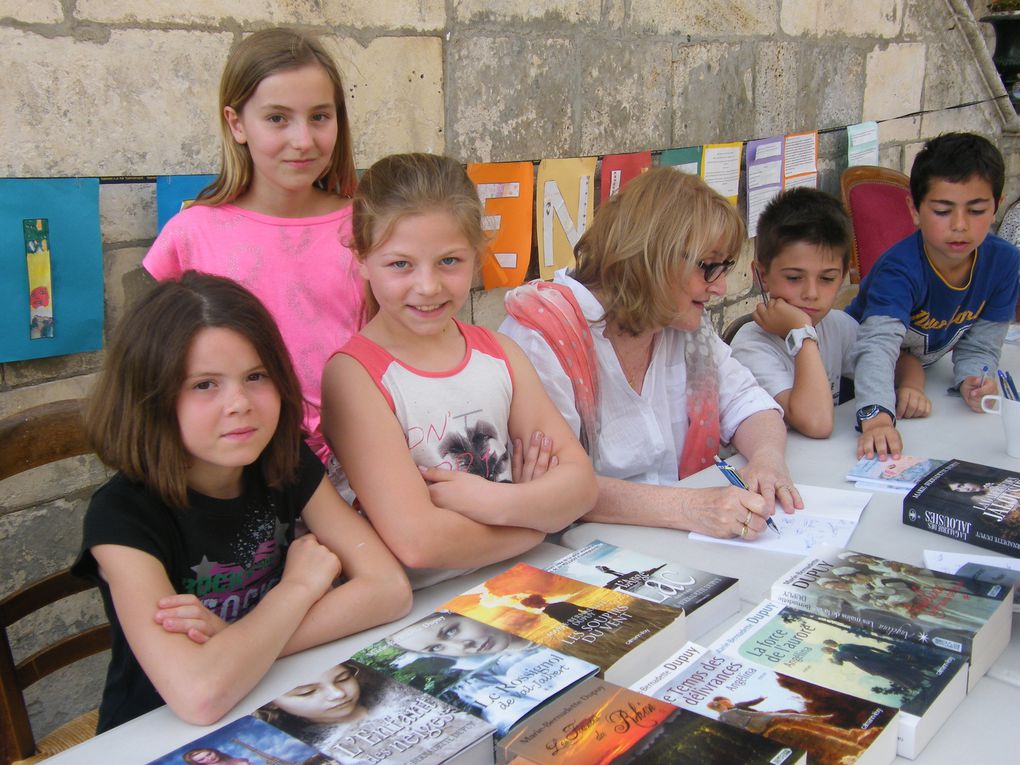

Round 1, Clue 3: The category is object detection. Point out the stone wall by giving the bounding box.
[1,0,1017,742]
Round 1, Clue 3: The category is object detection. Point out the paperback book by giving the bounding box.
[902,459,1020,557]
[442,562,687,686]
[632,641,899,765]
[770,547,1012,690]
[544,540,740,638]
[148,716,336,765]
[500,677,805,765]
[351,610,599,738]
[710,599,968,759]
[253,659,495,765]
[845,455,946,494]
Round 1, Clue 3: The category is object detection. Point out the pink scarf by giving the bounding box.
[505,281,720,478]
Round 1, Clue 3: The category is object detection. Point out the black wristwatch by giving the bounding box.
[855,404,896,432]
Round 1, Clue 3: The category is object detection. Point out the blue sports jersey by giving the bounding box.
[847,230,1019,365]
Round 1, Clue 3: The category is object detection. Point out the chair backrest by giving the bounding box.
[721,313,754,345]
[840,165,916,284]
[0,399,111,762]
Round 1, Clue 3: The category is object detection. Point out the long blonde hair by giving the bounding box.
[572,168,744,335]
[351,153,486,321]
[197,28,357,206]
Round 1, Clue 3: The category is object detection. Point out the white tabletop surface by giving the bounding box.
[48,346,1020,764]
[562,344,1020,763]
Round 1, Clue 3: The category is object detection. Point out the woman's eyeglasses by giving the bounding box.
[696,258,737,283]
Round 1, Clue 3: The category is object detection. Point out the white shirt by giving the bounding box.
[499,270,780,485]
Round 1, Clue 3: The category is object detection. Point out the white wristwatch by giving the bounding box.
[784,325,818,356]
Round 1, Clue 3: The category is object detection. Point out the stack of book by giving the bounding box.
[845,455,945,494]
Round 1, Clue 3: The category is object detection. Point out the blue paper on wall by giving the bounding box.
[0,178,103,363]
[156,174,216,233]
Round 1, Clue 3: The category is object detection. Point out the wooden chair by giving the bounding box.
[840,165,916,284]
[0,400,110,764]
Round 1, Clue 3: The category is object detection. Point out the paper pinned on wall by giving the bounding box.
[0,178,102,363]
[847,121,880,167]
[745,136,784,238]
[660,146,702,175]
[155,174,217,233]
[536,157,596,280]
[783,130,818,189]
[467,161,535,289]
[701,142,743,203]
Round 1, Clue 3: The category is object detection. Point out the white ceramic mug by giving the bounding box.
[981,394,1020,458]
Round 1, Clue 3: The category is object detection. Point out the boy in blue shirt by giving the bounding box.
[732,188,858,439]
[848,132,1020,459]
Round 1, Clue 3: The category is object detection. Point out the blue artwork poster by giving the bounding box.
[0,177,103,363]
[156,174,216,233]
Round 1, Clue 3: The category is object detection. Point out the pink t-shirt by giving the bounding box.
[143,203,364,462]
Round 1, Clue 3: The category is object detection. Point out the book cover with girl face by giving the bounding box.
[147,716,333,765]
[352,610,599,736]
[253,659,493,765]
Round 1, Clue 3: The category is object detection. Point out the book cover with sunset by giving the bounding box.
[442,562,686,685]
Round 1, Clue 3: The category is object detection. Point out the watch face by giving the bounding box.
[857,405,879,420]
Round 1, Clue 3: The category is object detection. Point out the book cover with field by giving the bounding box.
[442,562,686,686]
[632,641,898,765]
[544,540,739,638]
[770,547,1012,690]
[902,459,1020,557]
[710,600,967,759]
[352,610,598,738]
[499,677,804,765]
[253,659,494,765]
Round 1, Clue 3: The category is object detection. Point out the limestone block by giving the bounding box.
[631,0,778,36]
[796,44,865,132]
[76,0,444,28]
[327,36,444,165]
[878,144,904,172]
[862,42,926,125]
[471,286,510,331]
[1,351,103,387]
[0,455,109,513]
[27,653,109,740]
[0,28,226,177]
[104,246,149,331]
[754,42,800,138]
[0,500,93,595]
[878,115,921,143]
[453,0,600,23]
[99,182,156,244]
[673,43,755,146]
[579,39,672,156]
[903,140,926,175]
[0,0,62,23]
[0,373,97,418]
[780,0,904,38]
[920,103,999,142]
[448,35,576,163]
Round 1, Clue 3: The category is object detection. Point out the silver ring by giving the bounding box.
[740,524,748,539]
[744,509,753,526]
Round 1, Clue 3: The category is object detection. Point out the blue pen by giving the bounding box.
[979,364,989,388]
[999,370,1013,401]
[1007,370,1020,401]
[713,454,781,536]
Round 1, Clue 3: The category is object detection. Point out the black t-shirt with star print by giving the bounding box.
[73,441,323,732]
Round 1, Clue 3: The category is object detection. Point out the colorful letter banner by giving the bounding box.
[536,157,596,280]
[156,174,217,233]
[659,146,702,175]
[0,178,103,362]
[599,151,652,204]
[466,162,535,289]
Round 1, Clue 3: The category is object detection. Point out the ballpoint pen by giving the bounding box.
[713,454,781,536]
[979,364,989,388]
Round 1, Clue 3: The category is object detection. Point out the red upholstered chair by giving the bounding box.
[840,166,916,284]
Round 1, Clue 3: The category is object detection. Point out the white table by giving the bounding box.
[562,347,1020,763]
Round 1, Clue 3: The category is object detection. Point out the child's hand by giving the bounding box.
[154,594,228,644]
[895,386,932,419]
[512,431,557,483]
[281,533,341,600]
[856,415,902,460]
[420,465,492,520]
[961,373,998,413]
[752,297,813,338]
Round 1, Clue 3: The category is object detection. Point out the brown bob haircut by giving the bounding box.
[350,153,486,321]
[197,27,357,206]
[86,272,306,508]
[571,167,745,336]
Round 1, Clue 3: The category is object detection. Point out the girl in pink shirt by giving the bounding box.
[144,28,363,465]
